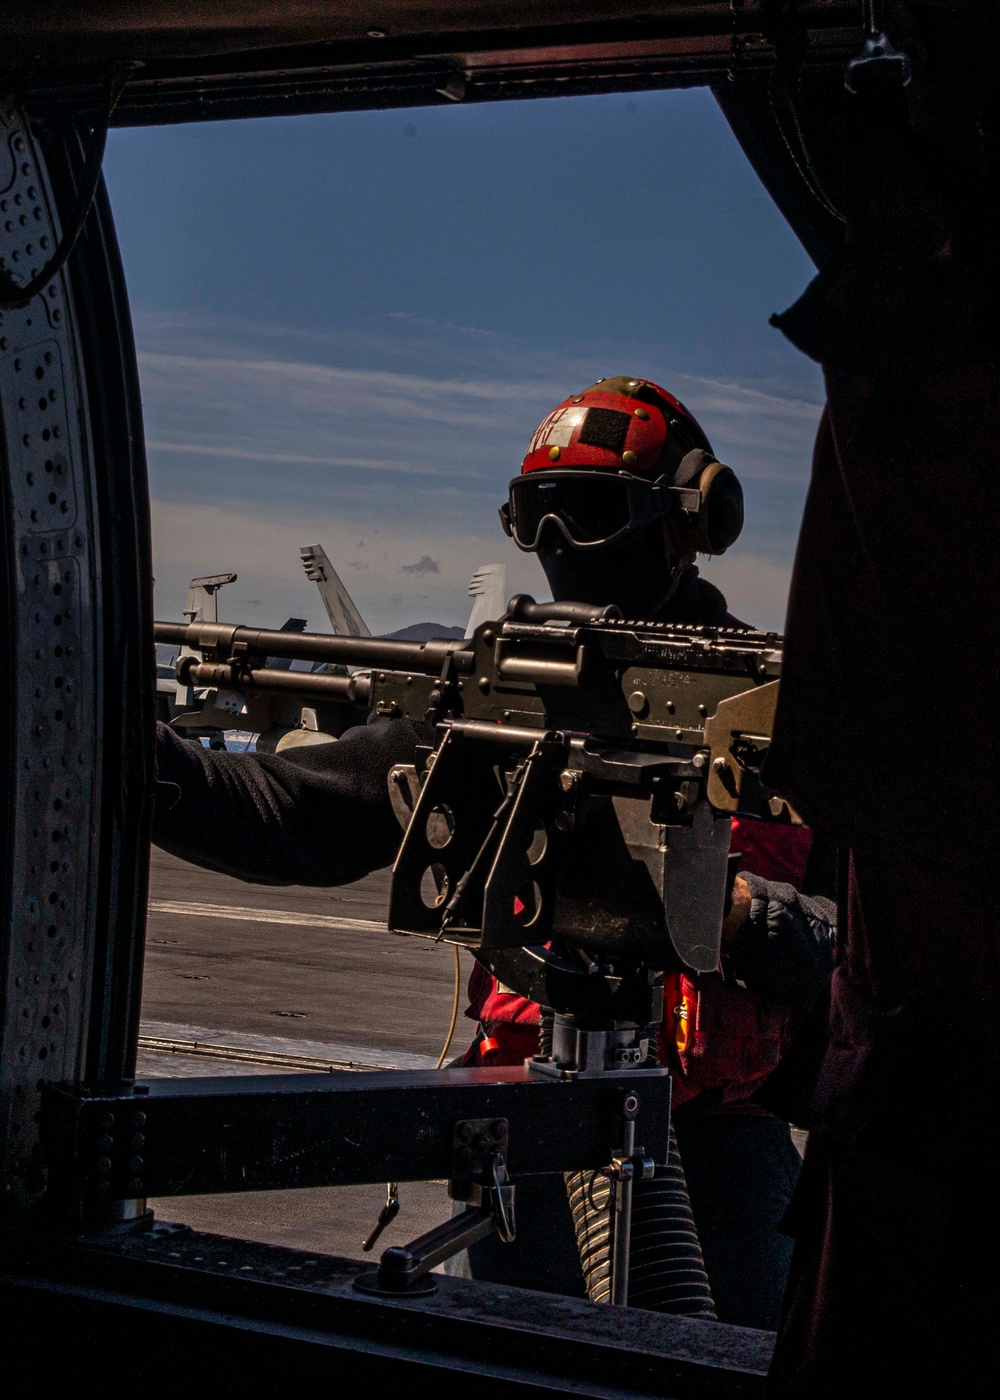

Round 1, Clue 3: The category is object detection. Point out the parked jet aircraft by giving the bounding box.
[159,547,507,748]
[155,572,237,737]
[300,544,371,639]
[297,546,505,643]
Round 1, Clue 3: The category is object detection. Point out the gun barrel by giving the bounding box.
[154,620,475,676]
[184,662,372,706]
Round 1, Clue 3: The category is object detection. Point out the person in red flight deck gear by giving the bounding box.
[459,378,838,1327]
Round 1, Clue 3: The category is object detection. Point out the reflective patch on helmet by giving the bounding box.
[527,405,586,454]
[578,407,630,453]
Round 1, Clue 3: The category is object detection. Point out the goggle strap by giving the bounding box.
[669,484,702,514]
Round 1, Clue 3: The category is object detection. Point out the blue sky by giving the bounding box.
[104,87,823,634]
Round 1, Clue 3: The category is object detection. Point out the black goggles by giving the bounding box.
[500,471,674,552]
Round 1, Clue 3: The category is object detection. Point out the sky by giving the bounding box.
[104,87,823,636]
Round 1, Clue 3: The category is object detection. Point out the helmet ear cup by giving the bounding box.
[671,450,744,555]
[693,460,743,554]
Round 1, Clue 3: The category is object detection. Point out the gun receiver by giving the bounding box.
[153,597,794,994]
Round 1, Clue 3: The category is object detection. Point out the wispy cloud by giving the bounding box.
[138,349,549,414]
[144,440,453,477]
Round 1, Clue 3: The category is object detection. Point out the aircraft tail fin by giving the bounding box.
[465,564,506,637]
[300,545,371,638]
[183,571,237,625]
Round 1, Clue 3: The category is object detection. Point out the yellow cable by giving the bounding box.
[435,943,462,1069]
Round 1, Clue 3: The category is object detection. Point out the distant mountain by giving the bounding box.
[382,622,466,642]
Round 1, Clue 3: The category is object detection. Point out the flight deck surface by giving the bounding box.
[140,847,462,1256]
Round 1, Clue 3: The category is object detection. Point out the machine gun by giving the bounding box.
[156,593,792,974]
[153,596,794,1301]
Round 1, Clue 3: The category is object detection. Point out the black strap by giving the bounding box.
[0,67,131,311]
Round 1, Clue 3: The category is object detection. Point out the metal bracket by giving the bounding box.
[450,1117,508,1203]
[355,1115,516,1297]
[387,764,421,830]
[354,1204,497,1297]
[609,1090,652,1308]
[704,680,800,822]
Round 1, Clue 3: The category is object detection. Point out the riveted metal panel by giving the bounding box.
[0,104,153,1216]
[0,106,101,1210]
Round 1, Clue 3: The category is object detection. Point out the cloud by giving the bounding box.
[136,348,555,429]
[144,439,452,478]
[133,310,821,499]
[401,556,440,574]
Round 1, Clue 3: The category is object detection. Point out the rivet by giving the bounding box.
[548,446,561,462]
[622,450,638,466]
[571,395,584,403]
[634,408,649,420]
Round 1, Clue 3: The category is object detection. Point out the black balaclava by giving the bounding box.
[537,520,728,625]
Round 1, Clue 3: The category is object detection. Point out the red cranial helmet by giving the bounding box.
[520,376,712,478]
[501,377,743,561]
